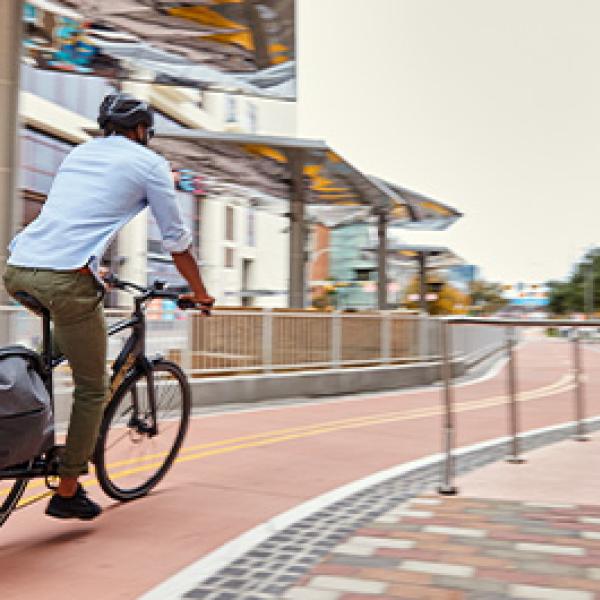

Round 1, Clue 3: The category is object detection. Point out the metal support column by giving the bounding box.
[438,320,458,495]
[287,149,306,309]
[377,211,388,310]
[505,326,525,463]
[0,0,24,345]
[572,328,590,441]
[243,0,271,68]
[417,251,427,314]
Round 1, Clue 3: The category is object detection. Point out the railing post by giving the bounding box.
[380,311,391,364]
[262,308,273,374]
[572,328,590,441]
[505,325,525,463]
[331,310,342,368]
[418,313,430,359]
[181,312,191,373]
[438,319,458,495]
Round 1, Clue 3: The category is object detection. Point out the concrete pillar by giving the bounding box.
[286,149,305,308]
[377,211,388,310]
[116,81,151,300]
[0,0,23,343]
[117,211,148,305]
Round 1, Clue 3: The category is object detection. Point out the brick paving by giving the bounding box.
[285,496,600,599]
[176,424,600,599]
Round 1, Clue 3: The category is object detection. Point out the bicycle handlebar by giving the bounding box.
[103,274,212,315]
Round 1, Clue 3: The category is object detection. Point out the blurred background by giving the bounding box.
[1,1,599,381]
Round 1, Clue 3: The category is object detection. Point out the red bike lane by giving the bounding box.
[0,335,598,600]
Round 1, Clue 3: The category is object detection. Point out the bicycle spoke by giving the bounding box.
[94,361,190,501]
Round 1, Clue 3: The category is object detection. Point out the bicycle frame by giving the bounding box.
[0,294,157,482]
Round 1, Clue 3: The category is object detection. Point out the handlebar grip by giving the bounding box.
[176,298,212,315]
[176,298,196,310]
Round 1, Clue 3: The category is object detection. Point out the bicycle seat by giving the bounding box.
[13,291,49,318]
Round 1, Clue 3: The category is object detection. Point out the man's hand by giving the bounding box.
[98,266,112,290]
[178,292,214,315]
[180,292,214,307]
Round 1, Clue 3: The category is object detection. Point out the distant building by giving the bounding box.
[444,264,480,293]
[328,224,377,310]
[502,283,550,309]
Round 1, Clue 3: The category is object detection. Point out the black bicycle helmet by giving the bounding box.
[97,93,154,131]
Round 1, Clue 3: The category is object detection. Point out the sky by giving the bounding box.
[296,0,600,285]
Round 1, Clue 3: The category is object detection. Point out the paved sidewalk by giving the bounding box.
[284,432,600,599]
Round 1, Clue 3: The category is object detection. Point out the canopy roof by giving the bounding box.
[152,130,462,230]
[35,0,296,97]
[362,241,464,268]
[385,243,464,268]
[372,178,462,231]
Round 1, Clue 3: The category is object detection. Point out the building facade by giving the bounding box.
[16,54,296,307]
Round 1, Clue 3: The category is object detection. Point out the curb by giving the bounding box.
[140,415,600,600]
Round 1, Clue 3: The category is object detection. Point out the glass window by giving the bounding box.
[20,128,73,196]
[247,207,256,247]
[225,95,237,123]
[247,102,257,133]
[20,64,115,122]
[224,247,234,268]
[225,205,234,241]
[152,108,187,133]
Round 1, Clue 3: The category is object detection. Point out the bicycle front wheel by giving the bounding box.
[0,479,28,528]
[94,360,191,501]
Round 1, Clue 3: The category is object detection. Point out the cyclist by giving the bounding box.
[2,93,214,520]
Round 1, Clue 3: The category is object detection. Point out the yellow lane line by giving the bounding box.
[90,373,576,471]
[6,373,574,507]
[86,374,576,482]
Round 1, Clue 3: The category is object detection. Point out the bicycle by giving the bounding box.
[0,275,208,528]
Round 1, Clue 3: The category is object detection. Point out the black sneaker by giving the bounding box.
[45,484,102,521]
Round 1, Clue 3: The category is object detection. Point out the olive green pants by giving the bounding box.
[3,265,108,478]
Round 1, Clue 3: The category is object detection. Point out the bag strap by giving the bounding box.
[0,345,45,377]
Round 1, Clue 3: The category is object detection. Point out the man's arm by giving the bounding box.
[144,159,213,306]
[172,248,214,306]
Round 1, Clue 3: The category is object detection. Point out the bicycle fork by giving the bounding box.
[128,359,158,438]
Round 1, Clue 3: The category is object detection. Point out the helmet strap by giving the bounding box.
[134,124,150,147]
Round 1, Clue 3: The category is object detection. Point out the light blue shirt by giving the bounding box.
[8,135,192,275]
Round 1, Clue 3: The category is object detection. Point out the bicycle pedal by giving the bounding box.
[43,446,62,478]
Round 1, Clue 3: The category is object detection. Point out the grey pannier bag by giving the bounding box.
[0,346,54,470]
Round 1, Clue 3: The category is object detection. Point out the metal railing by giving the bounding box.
[185,309,505,375]
[438,317,600,495]
[1,305,506,385]
[187,309,427,374]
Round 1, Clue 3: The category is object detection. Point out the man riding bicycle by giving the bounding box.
[2,93,213,520]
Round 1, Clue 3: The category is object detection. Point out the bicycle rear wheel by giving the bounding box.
[94,360,190,501]
[0,479,28,528]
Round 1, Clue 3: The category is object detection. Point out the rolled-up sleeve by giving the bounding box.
[146,158,192,253]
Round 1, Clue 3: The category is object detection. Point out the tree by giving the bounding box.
[547,248,600,315]
[469,280,508,315]
[403,276,470,315]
